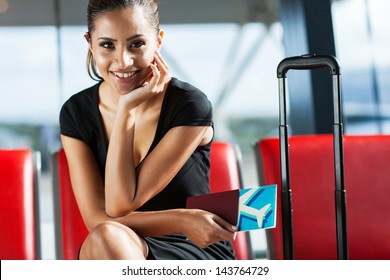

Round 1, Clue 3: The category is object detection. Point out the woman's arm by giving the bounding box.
[106,121,211,216]
[104,52,168,216]
[61,135,236,248]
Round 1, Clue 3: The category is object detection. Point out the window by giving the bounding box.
[332,0,390,134]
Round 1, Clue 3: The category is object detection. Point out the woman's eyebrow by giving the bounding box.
[97,34,144,41]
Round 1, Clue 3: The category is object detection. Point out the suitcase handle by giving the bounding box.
[277,54,348,260]
[277,54,340,78]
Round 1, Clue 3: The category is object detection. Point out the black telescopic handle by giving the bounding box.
[277,54,340,78]
[277,53,348,260]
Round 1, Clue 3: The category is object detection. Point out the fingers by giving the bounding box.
[212,215,238,242]
[154,51,169,74]
[143,52,168,93]
[183,210,238,248]
[212,214,238,233]
[148,62,161,87]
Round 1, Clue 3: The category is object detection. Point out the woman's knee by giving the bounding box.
[80,221,147,259]
[92,221,128,240]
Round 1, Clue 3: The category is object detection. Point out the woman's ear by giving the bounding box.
[84,32,93,53]
[156,29,164,52]
[84,32,90,43]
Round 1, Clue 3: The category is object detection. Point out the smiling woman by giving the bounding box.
[85,7,162,95]
[59,0,237,260]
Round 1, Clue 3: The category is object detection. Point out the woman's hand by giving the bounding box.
[118,51,169,112]
[182,209,238,248]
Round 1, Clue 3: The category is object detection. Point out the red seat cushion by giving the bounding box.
[210,142,251,260]
[57,148,88,260]
[0,149,36,260]
[258,135,390,259]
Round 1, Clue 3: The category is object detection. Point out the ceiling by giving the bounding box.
[0,0,279,26]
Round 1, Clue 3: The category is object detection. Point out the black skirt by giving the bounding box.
[144,234,236,260]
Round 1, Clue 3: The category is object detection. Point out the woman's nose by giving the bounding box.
[117,51,134,69]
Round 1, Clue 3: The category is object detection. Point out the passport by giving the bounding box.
[186,184,277,232]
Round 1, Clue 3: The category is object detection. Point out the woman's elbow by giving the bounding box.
[105,208,128,218]
[105,202,137,218]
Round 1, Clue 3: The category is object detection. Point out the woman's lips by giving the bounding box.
[110,70,140,81]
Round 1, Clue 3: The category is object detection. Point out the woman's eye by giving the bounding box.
[130,41,145,48]
[99,42,114,49]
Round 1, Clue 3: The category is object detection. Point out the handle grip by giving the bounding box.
[277,54,340,78]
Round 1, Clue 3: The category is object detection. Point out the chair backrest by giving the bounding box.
[53,142,252,260]
[256,134,390,260]
[210,141,252,260]
[0,149,41,260]
[52,148,88,260]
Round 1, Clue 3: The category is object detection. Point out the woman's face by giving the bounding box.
[89,7,162,95]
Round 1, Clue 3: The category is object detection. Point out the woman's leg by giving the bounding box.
[79,221,149,260]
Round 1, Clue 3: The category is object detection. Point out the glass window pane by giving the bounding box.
[0,27,59,125]
[332,0,390,134]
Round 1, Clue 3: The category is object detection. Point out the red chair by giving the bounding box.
[52,141,253,260]
[0,149,41,260]
[256,134,390,260]
[210,141,253,260]
[52,148,88,260]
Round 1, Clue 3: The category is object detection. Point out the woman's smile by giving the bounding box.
[109,69,143,85]
[111,70,139,79]
[108,67,153,95]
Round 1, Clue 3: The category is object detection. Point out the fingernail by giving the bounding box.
[233,232,237,241]
[231,225,238,231]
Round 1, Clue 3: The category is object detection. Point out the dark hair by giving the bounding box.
[86,0,160,80]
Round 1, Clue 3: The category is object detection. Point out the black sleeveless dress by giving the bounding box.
[59,77,235,260]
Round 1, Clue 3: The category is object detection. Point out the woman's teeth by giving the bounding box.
[113,71,137,78]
